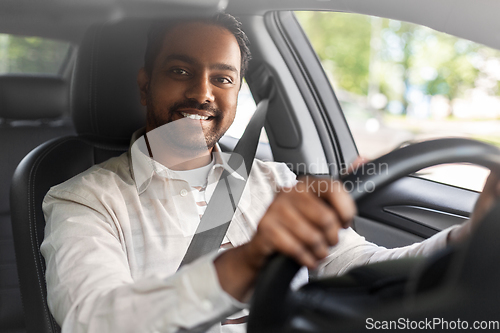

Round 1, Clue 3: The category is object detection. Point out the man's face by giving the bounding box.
[139,22,241,152]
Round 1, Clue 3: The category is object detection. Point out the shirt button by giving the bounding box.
[180,189,188,197]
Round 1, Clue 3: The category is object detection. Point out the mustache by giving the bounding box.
[169,99,221,116]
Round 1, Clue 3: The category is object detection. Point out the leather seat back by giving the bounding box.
[0,75,74,333]
[11,20,150,333]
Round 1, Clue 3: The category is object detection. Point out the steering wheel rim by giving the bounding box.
[247,138,500,333]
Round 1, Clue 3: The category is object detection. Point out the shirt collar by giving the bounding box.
[128,127,246,195]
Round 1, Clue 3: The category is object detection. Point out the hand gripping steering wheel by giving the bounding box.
[247,138,500,333]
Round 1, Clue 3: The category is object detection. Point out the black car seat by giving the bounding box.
[10,20,148,333]
[0,75,74,333]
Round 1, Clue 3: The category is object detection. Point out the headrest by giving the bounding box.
[0,75,67,120]
[71,20,149,145]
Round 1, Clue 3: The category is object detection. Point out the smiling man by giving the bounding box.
[41,13,500,333]
[137,19,241,170]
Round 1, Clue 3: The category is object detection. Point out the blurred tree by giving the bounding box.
[295,11,500,117]
[296,11,372,96]
[407,28,480,112]
[0,34,70,74]
[398,22,416,114]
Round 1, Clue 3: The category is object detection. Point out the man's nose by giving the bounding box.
[185,74,215,104]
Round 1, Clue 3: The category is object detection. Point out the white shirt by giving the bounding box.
[172,160,213,218]
[41,129,455,333]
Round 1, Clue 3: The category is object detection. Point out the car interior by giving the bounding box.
[2,0,500,332]
[0,75,75,332]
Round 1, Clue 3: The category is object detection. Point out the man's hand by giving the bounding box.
[214,177,356,301]
[245,176,356,269]
[448,172,500,243]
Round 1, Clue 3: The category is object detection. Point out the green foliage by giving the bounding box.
[295,11,500,115]
[407,27,480,100]
[296,11,372,95]
[0,34,70,75]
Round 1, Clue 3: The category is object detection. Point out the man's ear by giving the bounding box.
[137,67,150,106]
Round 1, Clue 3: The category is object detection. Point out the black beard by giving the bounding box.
[146,98,231,152]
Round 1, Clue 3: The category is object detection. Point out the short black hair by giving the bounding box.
[144,13,251,82]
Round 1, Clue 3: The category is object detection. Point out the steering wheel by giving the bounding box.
[247,138,500,333]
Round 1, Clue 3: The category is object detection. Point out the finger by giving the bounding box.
[344,156,369,175]
[275,185,343,248]
[286,191,341,246]
[483,172,498,191]
[485,172,500,196]
[265,221,318,269]
[469,172,500,226]
[308,178,356,227]
[479,172,500,206]
[291,182,338,223]
[295,176,356,228]
[279,205,331,259]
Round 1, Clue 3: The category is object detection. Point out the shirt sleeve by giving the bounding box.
[315,225,460,277]
[41,189,245,333]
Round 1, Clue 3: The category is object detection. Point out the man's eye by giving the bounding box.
[171,68,189,76]
[214,77,233,84]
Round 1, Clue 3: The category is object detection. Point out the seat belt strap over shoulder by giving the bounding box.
[178,96,271,268]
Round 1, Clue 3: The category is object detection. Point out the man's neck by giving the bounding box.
[144,131,213,171]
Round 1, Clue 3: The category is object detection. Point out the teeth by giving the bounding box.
[181,112,209,120]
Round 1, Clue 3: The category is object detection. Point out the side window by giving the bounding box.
[0,34,71,75]
[296,11,500,191]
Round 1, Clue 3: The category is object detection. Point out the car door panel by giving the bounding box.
[356,176,477,239]
[353,176,477,247]
[353,216,424,248]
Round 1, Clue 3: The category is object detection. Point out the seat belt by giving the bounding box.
[178,97,270,268]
